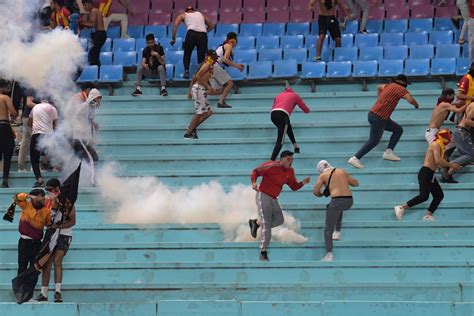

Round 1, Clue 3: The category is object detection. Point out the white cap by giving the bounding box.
[316,160,332,173]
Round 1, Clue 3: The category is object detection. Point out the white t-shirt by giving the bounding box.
[184,12,207,33]
[30,103,58,135]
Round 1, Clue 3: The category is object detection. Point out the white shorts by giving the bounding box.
[209,63,231,89]
[425,127,439,143]
[192,84,212,115]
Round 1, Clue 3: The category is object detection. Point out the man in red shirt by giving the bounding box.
[249,151,311,261]
[50,0,71,30]
[348,74,419,169]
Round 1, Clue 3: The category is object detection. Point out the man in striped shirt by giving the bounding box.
[348,74,419,169]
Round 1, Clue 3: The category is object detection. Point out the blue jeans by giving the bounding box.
[355,112,404,159]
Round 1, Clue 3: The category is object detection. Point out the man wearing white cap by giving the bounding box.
[313,160,359,262]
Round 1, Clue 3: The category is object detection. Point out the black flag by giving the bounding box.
[12,163,81,304]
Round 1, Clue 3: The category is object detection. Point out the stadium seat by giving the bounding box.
[326,61,352,78]
[165,64,174,80]
[79,28,92,39]
[334,47,358,62]
[353,60,378,77]
[384,20,408,33]
[160,38,183,51]
[268,0,288,11]
[434,18,455,31]
[262,23,286,36]
[410,44,434,59]
[404,31,429,46]
[368,7,385,20]
[366,20,383,33]
[107,26,121,39]
[463,43,469,57]
[248,61,272,79]
[310,22,319,35]
[113,51,137,67]
[100,52,113,65]
[220,0,241,10]
[329,34,354,48]
[208,37,225,50]
[354,34,378,48]
[281,35,304,49]
[76,65,98,83]
[175,0,197,9]
[243,0,265,11]
[435,44,460,58]
[100,38,112,53]
[301,61,326,78]
[273,59,298,78]
[234,49,258,63]
[405,58,430,76]
[289,10,312,23]
[174,63,199,80]
[98,65,123,83]
[130,12,151,26]
[136,38,146,53]
[408,18,433,32]
[309,47,332,62]
[151,0,172,11]
[384,45,408,60]
[215,24,239,37]
[128,26,144,39]
[220,9,242,24]
[258,48,282,62]
[283,48,308,63]
[386,6,409,19]
[79,38,88,51]
[166,51,184,64]
[378,59,404,77]
[240,23,263,36]
[286,22,310,35]
[379,33,404,46]
[112,38,136,52]
[305,35,317,48]
[236,36,256,49]
[435,6,459,19]
[256,36,280,49]
[227,64,247,80]
[144,25,167,40]
[456,57,469,75]
[410,4,434,19]
[359,46,383,61]
[431,57,456,75]
[430,31,453,45]
[385,0,404,8]
[342,20,359,34]
[166,25,187,39]
[267,11,290,23]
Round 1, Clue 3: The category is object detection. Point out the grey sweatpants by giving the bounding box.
[256,191,284,250]
[345,0,369,31]
[325,197,353,253]
[452,127,474,166]
[135,65,166,88]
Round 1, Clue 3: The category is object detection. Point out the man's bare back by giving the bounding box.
[459,102,474,129]
[429,102,467,129]
[0,94,17,121]
[314,168,358,197]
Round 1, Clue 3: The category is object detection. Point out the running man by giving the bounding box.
[394,129,461,221]
[184,50,218,139]
[248,151,311,261]
[80,0,106,66]
[0,79,17,188]
[313,160,358,262]
[348,74,419,169]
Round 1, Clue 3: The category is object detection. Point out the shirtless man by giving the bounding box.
[394,129,461,221]
[0,79,18,188]
[80,0,106,66]
[184,50,218,139]
[313,160,359,262]
[425,88,467,143]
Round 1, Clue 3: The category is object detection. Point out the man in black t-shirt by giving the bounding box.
[132,34,168,97]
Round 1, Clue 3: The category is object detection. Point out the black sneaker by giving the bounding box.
[1,181,9,188]
[33,180,45,188]
[294,147,300,154]
[359,29,368,35]
[184,133,197,139]
[217,102,232,108]
[54,291,63,303]
[441,176,458,184]
[451,17,460,30]
[191,129,198,139]
[160,88,168,96]
[36,294,48,302]
[260,251,269,262]
[249,219,260,238]
[183,70,190,79]
[132,88,142,96]
[315,56,322,62]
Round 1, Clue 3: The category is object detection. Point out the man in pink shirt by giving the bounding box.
[270,82,310,161]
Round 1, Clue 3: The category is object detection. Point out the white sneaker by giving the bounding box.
[348,156,365,169]
[394,205,405,220]
[322,252,334,262]
[18,168,27,173]
[383,149,401,161]
[332,231,341,240]
[423,214,436,221]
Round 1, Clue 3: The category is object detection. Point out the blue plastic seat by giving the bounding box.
[456,57,469,75]
[342,20,359,34]
[144,25,167,39]
[359,46,383,61]
[207,37,225,50]
[435,44,460,58]
[215,24,239,37]
[281,35,304,49]
[309,47,332,62]
[227,65,247,80]
[76,65,98,83]
[366,20,383,33]
[405,58,430,76]
[273,59,298,78]
[166,24,187,38]
[79,38,89,51]
[128,26,144,38]
[410,44,434,59]
[434,18,454,31]
[107,26,121,39]
[100,38,112,52]
[301,61,326,79]
[379,33,403,46]
[98,65,123,83]
[305,35,318,48]
[354,34,378,48]
[326,61,352,78]
[330,34,354,47]
[384,20,408,33]
[240,23,263,36]
[409,18,433,32]
[79,29,92,39]
[234,49,258,63]
[113,51,137,67]
[404,31,429,46]
[310,22,319,35]
[160,37,184,51]
[262,23,286,36]
[248,61,272,79]
[333,47,358,62]
[378,59,404,77]
[166,51,184,64]
[236,36,256,49]
[286,22,310,35]
[431,57,456,75]
[258,48,282,62]
[165,64,174,80]
[174,63,198,80]
[384,45,408,60]
[353,60,378,77]
[283,48,308,63]
[136,38,146,53]
[463,43,469,57]
[112,38,136,52]
[99,52,113,65]
[256,36,280,49]
[430,30,453,45]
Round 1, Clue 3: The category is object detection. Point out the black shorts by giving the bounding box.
[318,15,341,40]
[56,235,72,255]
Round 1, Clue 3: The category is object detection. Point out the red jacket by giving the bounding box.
[271,87,310,116]
[250,161,304,199]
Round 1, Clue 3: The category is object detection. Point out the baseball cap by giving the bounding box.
[394,74,411,85]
